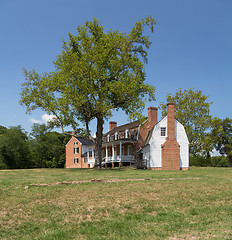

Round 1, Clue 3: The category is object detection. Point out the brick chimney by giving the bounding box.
[167,103,175,140]
[137,107,158,149]
[161,103,180,170]
[148,107,158,127]
[109,121,117,131]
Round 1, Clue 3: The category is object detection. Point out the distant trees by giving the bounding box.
[0,126,31,169]
[29,123,70,168]
[0,124,70,169]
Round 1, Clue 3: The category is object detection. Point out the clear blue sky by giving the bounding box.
[0,0,231,134]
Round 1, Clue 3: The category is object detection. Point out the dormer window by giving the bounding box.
[107,134,110,142]
[125,129,129,139]
[115,132,118,140]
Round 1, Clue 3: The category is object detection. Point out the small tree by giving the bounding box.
[159,88,213,156]
[20,17,156,167]
[211,118,232,167]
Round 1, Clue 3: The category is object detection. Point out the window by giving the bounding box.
[74,158,79,164]
[89,150,92,157]
[115,132,118,140]
[74,147,79,154]
[74,142,78,145]
[161,127,166,136]
[128,145,132,156]
[125,129,129,139]
[107,134,110,142]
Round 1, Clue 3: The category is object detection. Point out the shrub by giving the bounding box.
[190,156,228,167]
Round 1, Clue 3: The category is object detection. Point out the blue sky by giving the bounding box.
[0,0,231,134]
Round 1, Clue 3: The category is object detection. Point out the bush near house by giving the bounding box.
[190,156,229,167]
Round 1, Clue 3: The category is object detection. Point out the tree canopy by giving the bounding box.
[20,16,156,167]
[159,88,213,156]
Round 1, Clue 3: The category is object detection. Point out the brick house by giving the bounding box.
[90,107,158,168]
[66,136,94,168]
[66,103,189,170]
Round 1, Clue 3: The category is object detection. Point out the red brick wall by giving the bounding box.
[161,103,180,170]
[161,140,180,170]
[66,136,89,168]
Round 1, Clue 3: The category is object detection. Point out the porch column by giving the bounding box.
[92,148,95,161]
[119,141,122,158]
[105,145,108,168]
[119,141,122,167]
[112,143,114,168]
[112,143,114,160]
[87,149,89,161]
[106,145,108,160]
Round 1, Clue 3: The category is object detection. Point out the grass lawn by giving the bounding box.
[0,167,231,240]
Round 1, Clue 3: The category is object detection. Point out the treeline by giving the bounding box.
[0,124,70,169]
[190,156,229,167]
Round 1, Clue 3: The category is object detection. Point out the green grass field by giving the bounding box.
[0,167,231,240]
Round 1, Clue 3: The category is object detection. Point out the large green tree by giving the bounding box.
[159,88,213,156]
[20,17,156,167]
[0,126,32,169]
[211,118,232,167]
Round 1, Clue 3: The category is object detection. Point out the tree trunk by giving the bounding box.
[85,117,90,137]
[94,116,104,168]
[85,122,90,137]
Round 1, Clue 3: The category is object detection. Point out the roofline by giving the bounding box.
[104,119,145,136]
[143,116,189,146]
[65,136,81,147]
[102,139,137,146]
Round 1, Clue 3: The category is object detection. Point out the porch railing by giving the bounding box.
[85,155,135,163]
[103,155,135,162]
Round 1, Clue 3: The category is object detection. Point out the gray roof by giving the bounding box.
[104,120,140,136]
[143,127,154,147]
[76,137,94,146]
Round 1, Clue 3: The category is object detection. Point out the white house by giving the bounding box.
[143,103,189,170]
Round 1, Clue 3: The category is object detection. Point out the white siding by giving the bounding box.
[143,145,150,167]
[148,117,167,168]
[176,121,189,168]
